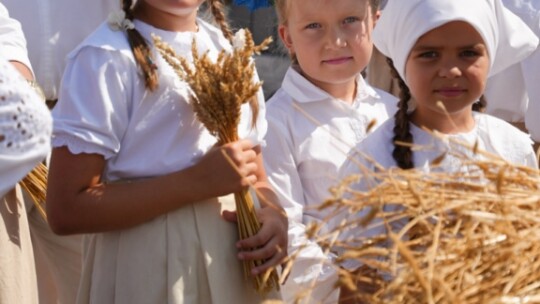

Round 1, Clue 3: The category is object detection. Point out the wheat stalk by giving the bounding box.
[152,29,279,294]
[19,162,48,220]
[313,138,540,303]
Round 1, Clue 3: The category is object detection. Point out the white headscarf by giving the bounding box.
[373,0,539,83]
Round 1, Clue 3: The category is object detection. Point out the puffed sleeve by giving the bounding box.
[0,3,32,71]
[52,46,133,159]
[0,59,51,197]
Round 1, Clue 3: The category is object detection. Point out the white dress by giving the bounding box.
[52,19,279,304]
[263,66,397,303]
[0,58,52,304]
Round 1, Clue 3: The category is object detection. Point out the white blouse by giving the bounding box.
[342,112,537,175]
[0,58,51,197]
[52,19,267,182]
[2,0,117,101]
[263,66,397,303]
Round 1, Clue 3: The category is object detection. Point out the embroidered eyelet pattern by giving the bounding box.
[0,60,51,155]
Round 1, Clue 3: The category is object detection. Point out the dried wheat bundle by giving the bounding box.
[19,162,48,220]
[152,29,279,294]
[313,139,540,304]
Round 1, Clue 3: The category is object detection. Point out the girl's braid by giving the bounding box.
[207,0,234,43]
[472,95,487,112]
[123,0,158,91]
[386,58,414,169]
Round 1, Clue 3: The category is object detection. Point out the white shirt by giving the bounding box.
[485,0,540,140]
[0,3,31,70]
[0,57,52,198]
[2,0,117,100]
[52,19,267,182]
[263,66,397,303]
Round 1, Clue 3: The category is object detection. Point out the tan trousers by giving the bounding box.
[0,186,39,304]
[24,192,83,304]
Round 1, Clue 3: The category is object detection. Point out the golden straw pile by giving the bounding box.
[313,143,540,303]
[20,163,48,220]
[152,29,279,294]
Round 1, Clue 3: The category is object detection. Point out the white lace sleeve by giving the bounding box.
[0,58,51,197]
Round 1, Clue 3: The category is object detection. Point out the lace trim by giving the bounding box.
[52,134,115,159]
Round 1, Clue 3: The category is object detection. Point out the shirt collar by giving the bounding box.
[281,65,381,104]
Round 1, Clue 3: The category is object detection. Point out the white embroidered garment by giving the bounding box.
[263,66,397,303]
[52,19,275,304]
[0,57,51,304]
[374,0,539,83]
[0,58,51,197]
[1,0,117,100]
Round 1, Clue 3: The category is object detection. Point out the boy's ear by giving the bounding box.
[278,25,294,54]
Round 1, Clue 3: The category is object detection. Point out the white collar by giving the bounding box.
[281,65,380,104]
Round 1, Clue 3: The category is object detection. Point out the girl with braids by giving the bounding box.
[263,0,397,303]
[46,0,286,303]
[338,0,538,298]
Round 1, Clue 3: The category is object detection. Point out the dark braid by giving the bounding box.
[386,58,414,169]
[472,95,487,112]
[207,0,234,43]
[123,0,158,91]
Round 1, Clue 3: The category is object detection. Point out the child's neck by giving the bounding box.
[317,79,358,104]
[134,4,199,32]
[411,107,476,134]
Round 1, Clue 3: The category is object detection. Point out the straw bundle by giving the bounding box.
[314,140,540,303]
[19,162,48,220]
[152,29,279,294]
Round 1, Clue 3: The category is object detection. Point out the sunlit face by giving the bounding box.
[278,0,376,95]
[135,0,204,31]
[405,21,490,123]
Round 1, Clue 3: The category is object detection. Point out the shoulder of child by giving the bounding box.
[477,113,536,166]
[67,21,133,60]
[349,118,397,170]
[197,18,233,52]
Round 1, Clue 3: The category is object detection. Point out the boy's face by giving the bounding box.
[405,21,490,122]
[279,0,377,95]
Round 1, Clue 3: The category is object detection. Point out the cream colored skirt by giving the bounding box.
[0,186,38,304]
[76,195,282,304]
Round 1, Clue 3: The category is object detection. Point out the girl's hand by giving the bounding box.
[193,139,258,197]
[224,203,289,275]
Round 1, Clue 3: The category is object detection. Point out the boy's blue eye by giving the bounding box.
[343,16,359,24]
[305,23,321,29]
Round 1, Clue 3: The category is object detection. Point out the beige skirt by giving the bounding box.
[0,186,38,304]
[76,195,282,304]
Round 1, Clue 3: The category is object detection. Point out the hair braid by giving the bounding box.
[207,0,234,43]
[386,58,414,169]
[472,94,487,112]
[123,0,158,91]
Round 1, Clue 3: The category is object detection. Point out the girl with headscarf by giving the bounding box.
[337,0,539,300]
